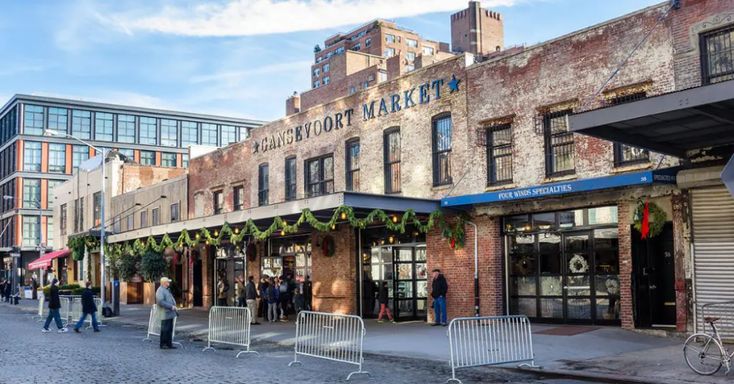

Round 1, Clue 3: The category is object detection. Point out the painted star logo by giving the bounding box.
[448,74,461,93]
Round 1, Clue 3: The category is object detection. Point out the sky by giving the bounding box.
[0,0,663,122]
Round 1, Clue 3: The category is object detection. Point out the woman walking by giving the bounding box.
[377,281,395,323]
[42,279,68,333]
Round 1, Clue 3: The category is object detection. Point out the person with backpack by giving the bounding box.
[73,281,100,333]
[245,276,259,325]
[266,277,280,323]
[42,279,68,333]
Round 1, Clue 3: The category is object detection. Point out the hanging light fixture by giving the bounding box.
[214,229,219,237]
[280,230,286,236]
[195,233,201,240]
[340,211,347,220]
[391,214,399,223]
[331,224,336,230]
[234,227,240,234]
[388,235,395,244]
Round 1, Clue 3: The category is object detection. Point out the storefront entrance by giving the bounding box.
[505,206,620,325]
[212,245,246,306]
[632,222,675,328]
[263,237,312,280]
[366,244,428,321]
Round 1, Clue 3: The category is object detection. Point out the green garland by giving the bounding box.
[67,235,99,262]
[71,206,468,259]
[633,201,667,238]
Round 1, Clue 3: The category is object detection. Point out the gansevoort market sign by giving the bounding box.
[252,75,461,153]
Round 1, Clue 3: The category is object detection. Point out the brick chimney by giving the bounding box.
[286,92,301,116]
[451,1,504,55]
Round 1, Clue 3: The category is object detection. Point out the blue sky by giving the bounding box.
[0,0,662,121]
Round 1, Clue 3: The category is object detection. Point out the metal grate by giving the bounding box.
[543,111,575,177]
[702,25,734,84]
[486,124,513,185]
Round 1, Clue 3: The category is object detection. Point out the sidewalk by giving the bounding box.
[7,299,729,384]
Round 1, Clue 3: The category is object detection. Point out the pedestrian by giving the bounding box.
[303,275,313,311]
[266,277,279,323]
[156,277,178,349]
[0,279,6,302]
[73,281,100,333]
[245,276,259,325]
[235,277,246,308]
[41,279,68,333]
[377,281,395,323]
[278,277,289,321]
[216,276,229,306]
[31,274,38,300]
[431,269,448,326]
[293,278,305,314]
[4,279,11,303]
[364,273,376,317]
[258,276,269,320]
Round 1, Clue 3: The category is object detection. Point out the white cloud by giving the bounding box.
[112,0,523,37]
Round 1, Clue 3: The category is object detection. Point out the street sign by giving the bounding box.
[721,154,734,198]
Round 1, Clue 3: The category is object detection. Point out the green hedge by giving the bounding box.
[42,285,99,297]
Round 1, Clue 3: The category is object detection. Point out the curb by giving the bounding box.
[517,366,696,384]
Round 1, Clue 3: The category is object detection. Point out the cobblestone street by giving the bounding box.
[0,306,600,384]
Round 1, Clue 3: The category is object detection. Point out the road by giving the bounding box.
[0,305,600,384]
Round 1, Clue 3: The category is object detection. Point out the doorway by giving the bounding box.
[632,222,675,328]
[366,244,427,321]
[192,250,203,307]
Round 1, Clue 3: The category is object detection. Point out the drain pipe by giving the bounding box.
[466,220,479,317]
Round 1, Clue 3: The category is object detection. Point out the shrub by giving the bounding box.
[140,251,167,283]
[118,250,141,282]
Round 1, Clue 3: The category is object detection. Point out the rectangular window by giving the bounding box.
[608,93,649,166]
[346,139,360,191]
[113,217,120,234]
[48,107,67,133]
[285,157,297,201]
[140,210,148,228]
[23,179,40,208]
[221,125,236,145]
[201,123,218,146]
[234,186,245,210]
[181,121,199,147]
[72,145,89,170]
[170,202,180,222]
[406,51,416,62]
[423,46,435,56]
[384,129,401,193]
[384,48,396,57]
[313,67,321,77]
[48,143,66,173]
[406,64,415,72]
[117,115,136,143]
[126,214,134,231]
[702,25,734,84]
[352,43,361,51]
[93,192,102,227]
[486,124,513,185]
[73,197,84,232]
[95,112,113,141]
[305,154,334,198]
[23,141,42,172]
[60,204,67,236]
[182,153,190,168]
[543,110,575,177]
[140,150,155,165]
[385,34,396,43]
[160,119,178,147]
[23,105,44,135]
[22,216,40,246]
[71,110,91,139]
[258,163,269,206]
[118,148,134,161]
[323,76,330,85]
[323,63,330,73]
[313,80,321,89]
[432,114,453,186]
[365,38,372,48]
[161,152,177,167]
[139,117,157,145]
[46,216,54,247]
[152,207,160,226]
[407,38,418,48]
[213,190,224,214]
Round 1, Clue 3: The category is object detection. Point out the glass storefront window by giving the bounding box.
[538,233,561,274]
[533,212,555,231]
[559,209,583,228]
[588,206,618,225]
[504,214,530,233]
[509,234,535,276]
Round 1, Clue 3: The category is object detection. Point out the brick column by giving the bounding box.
[671,192,689,332]
[618,201,634,329]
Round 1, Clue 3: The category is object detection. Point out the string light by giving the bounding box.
[388,235,395,244]
[280,230,286,236]
[331,224,336,230]
[391,215,398,223]
[340,211,347,220]
[214,230,219,237]
[234,227,240,234]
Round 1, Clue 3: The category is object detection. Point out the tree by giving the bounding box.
[314,44,321,53]
[140,250,167,283]
[118,250,140,282]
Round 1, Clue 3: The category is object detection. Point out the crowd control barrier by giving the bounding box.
[202,306,258,358]
[143,305,183,348]
[288,311,369,381]
[446,315,538,384]
[58,295,80,327]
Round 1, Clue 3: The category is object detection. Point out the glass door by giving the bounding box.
[394,247,414,320]
[563,232,592,321]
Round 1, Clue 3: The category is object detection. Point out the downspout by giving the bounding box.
[466,220,479,317]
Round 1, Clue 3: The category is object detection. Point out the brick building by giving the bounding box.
[108,0,732,332]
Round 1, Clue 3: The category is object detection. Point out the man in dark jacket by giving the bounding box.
[431,269,448,326]
[73,281,100,333]
[42,279,68,333]
[245,276,259,325]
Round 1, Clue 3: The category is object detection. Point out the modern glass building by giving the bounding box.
[0,94,264,283]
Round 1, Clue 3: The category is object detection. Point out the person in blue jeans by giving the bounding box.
[42,279,68,333]
[431,269,448,326]
[74,281,100,333]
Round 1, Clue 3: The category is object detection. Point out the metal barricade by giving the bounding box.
[700,300,734,341]
[202,306,258,358]
[288,311,369,381]
[143,305,183,348]
[446,315,537,384]
[58,295,79,327]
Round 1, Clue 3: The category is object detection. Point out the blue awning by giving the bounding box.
[441,168,678,208]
